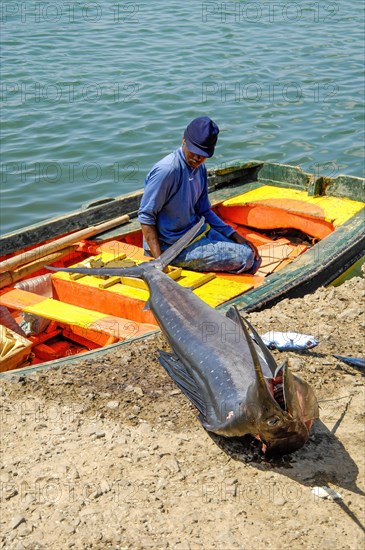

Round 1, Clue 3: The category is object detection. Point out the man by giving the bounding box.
[138,116,261,273]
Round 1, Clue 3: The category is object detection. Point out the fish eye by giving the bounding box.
[267,417,279,426]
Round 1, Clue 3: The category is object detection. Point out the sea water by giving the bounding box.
[1,0,364,233]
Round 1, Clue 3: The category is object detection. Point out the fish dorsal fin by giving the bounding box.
[240,315,279,377]
[227,307,279,377]
[226,307,274,397]
[225,306,241,324]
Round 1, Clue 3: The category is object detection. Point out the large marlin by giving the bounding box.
[48,219,319,455]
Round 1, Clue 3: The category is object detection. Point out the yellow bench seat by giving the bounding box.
[0,289,157,341]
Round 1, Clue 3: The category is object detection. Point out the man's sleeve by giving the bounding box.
[195,168,236,238]
[138,164,175,226]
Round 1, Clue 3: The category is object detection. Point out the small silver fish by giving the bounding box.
[260,331,319,351]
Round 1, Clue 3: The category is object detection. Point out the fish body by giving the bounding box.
[146,269,270,435]
[48,220,319,455]
[333,355,365,369]
[260,331,319,351]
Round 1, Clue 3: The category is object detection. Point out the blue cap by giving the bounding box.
[183,116,219,158]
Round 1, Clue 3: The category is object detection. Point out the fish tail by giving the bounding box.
[47,218,205,279]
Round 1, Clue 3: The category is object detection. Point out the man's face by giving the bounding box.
[182,139,207,170]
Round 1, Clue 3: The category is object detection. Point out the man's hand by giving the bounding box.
[231,231,260,260]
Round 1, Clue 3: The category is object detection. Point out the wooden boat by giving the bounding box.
[1,161,364,375]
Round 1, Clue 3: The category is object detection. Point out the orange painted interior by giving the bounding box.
[217,204,334,240]
[51,278,158,326]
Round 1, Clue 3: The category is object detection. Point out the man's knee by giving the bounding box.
[234,244,261,273]
[240,247,262,274]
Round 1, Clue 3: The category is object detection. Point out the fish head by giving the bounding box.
[246,358,318,456]
[260,423,312,456]
[224,310,318,456]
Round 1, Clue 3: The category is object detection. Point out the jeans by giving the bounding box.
[161,228,262,274]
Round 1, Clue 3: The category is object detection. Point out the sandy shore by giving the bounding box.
[1,276,364,550]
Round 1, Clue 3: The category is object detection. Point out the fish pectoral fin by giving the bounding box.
[158,351,207,419]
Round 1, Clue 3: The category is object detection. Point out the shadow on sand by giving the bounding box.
[208,417,364,532]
